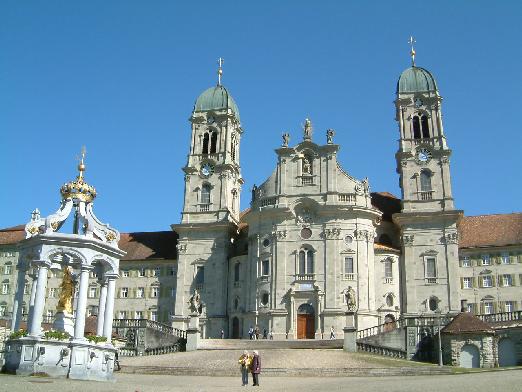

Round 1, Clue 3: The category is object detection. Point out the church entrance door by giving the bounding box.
[232,317,240,339]
[297,304,315,339]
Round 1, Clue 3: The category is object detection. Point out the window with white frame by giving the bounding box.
[463,277,473,289]
[118,311,127,319]
[1,283,9,295]
[200,184,211,205]
[4,265,12,275]
[88,287,97,298]
[298,248,314,275]
[49,287,57,298]
[482,276,493,288]
[136,287,145,298]
[344,257,354,279]
[138,268,146,277]
[481,255,491,266]
[150,311,158,321]
[122,269,130,277]
[262,259,269,276]
[0,304,6,316]
[135,311,143,319]
[153,267,161,277]
[151,286,159,298]
[501,274,513,287]
[501,253,510,264]
[384,259,393,281]
[425,257,437,281]
[121,287,129,298]
[461,256,471,267]
[505,301,515,312]
[466,303,474,313]
[484,301,494,314]
[169,266,176,276]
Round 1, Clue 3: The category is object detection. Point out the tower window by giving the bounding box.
[201,184,211,204]
[298,249,314,275]
[234,262,240,282]
[412,116,421,139]
[210,131,217,154]
[195,266,204,284]
[262,259,270,276]
[425,257,437,279]
[202,133,209,154]
[420,170,432,192]
[421,115,430,138]
[384,259,393,279]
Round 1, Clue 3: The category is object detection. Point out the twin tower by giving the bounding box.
[171,58,462,338]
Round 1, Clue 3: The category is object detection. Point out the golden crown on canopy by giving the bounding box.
[60,147,97,203]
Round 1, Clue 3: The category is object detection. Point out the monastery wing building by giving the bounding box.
[1,59,521,339]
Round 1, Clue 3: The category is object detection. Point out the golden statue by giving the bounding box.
[56,266,74,314]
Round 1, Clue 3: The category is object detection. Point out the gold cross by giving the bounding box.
[408,36,416,66]
[217,57,224,86]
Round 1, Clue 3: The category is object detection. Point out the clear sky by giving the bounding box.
[1,1,521,233]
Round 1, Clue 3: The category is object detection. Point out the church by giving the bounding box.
[1,53,521,340]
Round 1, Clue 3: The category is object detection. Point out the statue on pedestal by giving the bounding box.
[188,289,202,315]
[344,286,357,312]
[54,265,75,335]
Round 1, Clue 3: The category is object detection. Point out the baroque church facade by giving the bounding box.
[1,58,521,340]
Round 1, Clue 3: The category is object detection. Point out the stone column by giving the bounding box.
[73,265,92,340]
[103,275,117,342]
[12,263,28,332]
[28,260,51,336]
[96,279,108,336]
[25,271,38,330]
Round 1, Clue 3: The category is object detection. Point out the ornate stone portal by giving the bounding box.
[4,149,125,381]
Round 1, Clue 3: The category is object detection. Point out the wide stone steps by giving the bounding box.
[197,338,344,350]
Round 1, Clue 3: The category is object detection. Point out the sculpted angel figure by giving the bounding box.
[57,266,74,314]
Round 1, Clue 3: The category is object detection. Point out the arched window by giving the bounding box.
[234,297,239,310]
[306,250,314,274]
[386,295,394,307]
[299,250,306,275]
[261,292,269,306]
[429,297,438,311]
[298,248,314,275]
[202,133,210,154]
[412,116,421,139]
[421,115,430,138]
[420,170,432,192]
[210,131,218,154]
[201,184,211,205]
[234,262,240,282]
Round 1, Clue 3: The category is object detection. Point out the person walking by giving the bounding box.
[251,350,261,386]
[248,326,254,340]
[238,350,251,386]
[269,329,273,340]
[330,325,336,339]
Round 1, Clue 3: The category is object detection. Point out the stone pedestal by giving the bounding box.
[343,312,357,352]
[186,314,200,352]
[53,311,75,335]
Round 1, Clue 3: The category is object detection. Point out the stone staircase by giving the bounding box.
[198,338,343,350]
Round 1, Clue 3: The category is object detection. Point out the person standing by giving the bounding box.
[251,350,261,386]
[248,326,254,340]
[238,350,250,386]
[330,325,336,339]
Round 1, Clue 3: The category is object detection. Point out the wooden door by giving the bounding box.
[297,314,315,339]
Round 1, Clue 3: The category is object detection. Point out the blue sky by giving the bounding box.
[1,1,521,233]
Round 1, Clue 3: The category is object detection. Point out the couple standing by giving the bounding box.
[238,350,261,386]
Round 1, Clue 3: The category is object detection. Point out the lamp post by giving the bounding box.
[436,309,443,366]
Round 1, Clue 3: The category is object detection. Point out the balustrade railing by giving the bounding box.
[357,342,407,359]
[419,191,433,201]
[295,273,315,281]
[338,193,356,203]
[477,310,522,324]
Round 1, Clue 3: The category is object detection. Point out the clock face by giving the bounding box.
[414,98,423,108]
[207,116,215,124]
[416,148,432,163]
[201,163,214,177]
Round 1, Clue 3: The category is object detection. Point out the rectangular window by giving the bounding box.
[262,259,270,276]
[463,277,472,289]
[150,311,158,321]
[49,287,56,298]
[344,257,354,274]
[151,287,159,298]
[461,256,471,267]
[122,269,130,277]
[4,265,12,275]
[138,268,146,277]
[88,287,97,298]
[136,287,145,298]
[501,253,510,264]
[121,287,129,298]
[118,311,127,319]
[482,276,492,288]
[153,267,161,277]
[502,274,513,287]
[505,301,514,312]
[170,266,176,276]
[195,266,204,285]
[481,255,491,266]
[425,257,436,278]
[384,260,393,279]
[484,302,494,314]
[135,311,143,319]
[466,303,474,313]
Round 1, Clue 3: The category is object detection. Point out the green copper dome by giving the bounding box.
[397,66,438,93]
[194,85,240,121]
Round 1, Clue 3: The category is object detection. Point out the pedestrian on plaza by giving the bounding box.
[255,326,260,340]
[269,329,274,340]
[330,325,336,339]
[238,350,251,386]
[221,329,225,339]
[248,326,254,340]
[251,350,261,386]
[263,328,268,339]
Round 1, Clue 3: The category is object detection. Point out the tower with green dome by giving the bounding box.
[393,40,463,321]
[172,59,244,334]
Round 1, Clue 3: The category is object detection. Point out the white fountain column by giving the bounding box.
[102,274,118,342]
[28,260,51,336]
[12,262,28,331]
[96,278,107,336]
[27,270,38,326]
[73,264,92,340]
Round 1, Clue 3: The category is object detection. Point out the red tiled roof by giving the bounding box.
[371,192,401,222]
[441,312,494,334]
[119,231,178,261]
[374,243,401,252]
[0,225,25,245]
[459,213,522,249]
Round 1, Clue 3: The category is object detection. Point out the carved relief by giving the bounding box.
[323,227,341,239]
[444,232,459,244]
[354,229,375,242]
[402,235,415,246]
[176,242,187,254]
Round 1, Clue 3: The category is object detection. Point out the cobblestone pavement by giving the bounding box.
[1,370,521,392]
[121,349,423,371]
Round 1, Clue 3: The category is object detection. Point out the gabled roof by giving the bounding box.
[441,312,494,335]
[459,213,522,249]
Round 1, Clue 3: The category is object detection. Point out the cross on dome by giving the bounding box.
[408,36,416,66]
[217,57,224,86]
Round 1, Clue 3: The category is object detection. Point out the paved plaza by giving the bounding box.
[1,370,522,392]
